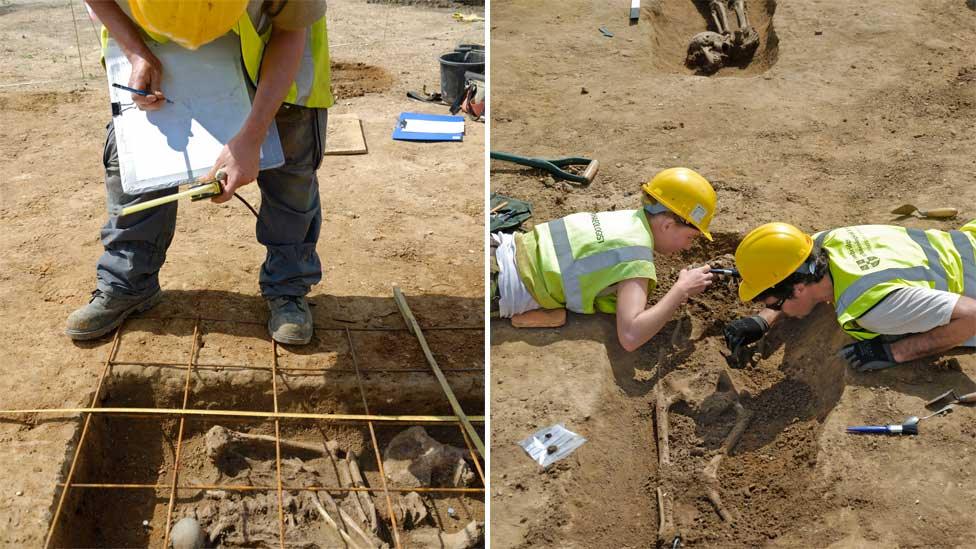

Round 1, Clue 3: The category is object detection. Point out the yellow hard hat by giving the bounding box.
[641,167,717,241]
[735,222,813,302]
[128,0,248,50]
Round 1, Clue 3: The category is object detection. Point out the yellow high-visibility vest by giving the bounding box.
[515,209,657,314]
[819,221,976,340]
[100,9,334,108]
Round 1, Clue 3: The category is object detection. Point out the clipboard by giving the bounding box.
[105,33,284,194]
[392,112,465,142]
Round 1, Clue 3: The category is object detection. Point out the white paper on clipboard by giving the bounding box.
[105,33,284,195]
[401,119,465,134]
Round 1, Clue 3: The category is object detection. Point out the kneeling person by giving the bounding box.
[492,167,718,352]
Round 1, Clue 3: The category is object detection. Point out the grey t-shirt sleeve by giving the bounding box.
[265,0,327,30]
[855,287,959,335]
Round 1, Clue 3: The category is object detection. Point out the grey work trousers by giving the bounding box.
[96,104,328,299]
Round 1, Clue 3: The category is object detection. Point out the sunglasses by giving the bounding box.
[765,288,796,311]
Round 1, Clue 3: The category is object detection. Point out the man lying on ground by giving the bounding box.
[724,221,976,371]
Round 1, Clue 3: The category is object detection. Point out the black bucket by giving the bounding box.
[439,50,485,104]
[455,43,485,54]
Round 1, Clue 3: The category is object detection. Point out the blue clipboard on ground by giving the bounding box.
[392,112,465,142]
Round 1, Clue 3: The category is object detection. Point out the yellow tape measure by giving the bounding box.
[117,170,226,217]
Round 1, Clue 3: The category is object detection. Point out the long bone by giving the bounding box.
[205,425,379,535]
[654,377,691,545]
[309,492,368,549]
[709,0,732,34]
[701,372,753,522]
[316,490,380,549]
[732,0,749,30]
[348,452,379,532]
[205,425,332,461]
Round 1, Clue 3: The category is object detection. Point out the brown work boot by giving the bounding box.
[65,289,163,340]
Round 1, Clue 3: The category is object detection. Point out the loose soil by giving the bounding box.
[490,1,976,548]
[0,0,484,546]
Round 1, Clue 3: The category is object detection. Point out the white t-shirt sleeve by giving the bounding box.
[493,232,541,318]
[855,287,959,335]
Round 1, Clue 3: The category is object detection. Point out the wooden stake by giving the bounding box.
[393,287,484,457]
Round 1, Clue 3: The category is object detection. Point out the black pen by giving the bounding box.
[112,82,173,103]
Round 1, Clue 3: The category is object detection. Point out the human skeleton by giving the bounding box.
[686,0,760,73]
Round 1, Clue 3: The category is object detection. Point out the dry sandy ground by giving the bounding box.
[490,1,976,548]
[0,0,484,546]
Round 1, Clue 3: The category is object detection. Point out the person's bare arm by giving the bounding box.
[757,307,784,327]
[85,0,166,109]
[889,295,976,362]
[211,26,307,203]
[615,265,713,352]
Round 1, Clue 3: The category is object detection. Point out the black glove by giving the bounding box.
[838,340,897,372]
[723,315,769,356]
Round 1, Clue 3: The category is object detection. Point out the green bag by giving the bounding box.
[490,193,532,233]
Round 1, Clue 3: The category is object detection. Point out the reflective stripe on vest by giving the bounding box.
[834,266,943,316]
[951,230,976,297]
[818,225,976,339]
[548,218,654,312]
[514,209,657,314]
[832,229,946,320]
[906,228,948,291]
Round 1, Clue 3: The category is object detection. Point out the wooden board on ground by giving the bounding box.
[325,114,368,155]
[510,308,567,328]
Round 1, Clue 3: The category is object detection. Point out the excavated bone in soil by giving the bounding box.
[194,426,388,547]
[407,520,485,549]
[654,375,692,545]
[204,425,382,532]
[700,371,753,523]
[188,425,479,547]
[655,370,754,543]
[378,491,429,529]
[687,0,760,72]
[383,426,475,487]
[205,425,332,461]
[687,31,733,73]
[311,490,385,549]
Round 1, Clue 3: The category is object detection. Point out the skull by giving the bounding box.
[686,31,733,73]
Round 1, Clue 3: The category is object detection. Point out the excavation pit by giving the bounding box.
[47,318,484,548]
[646,232,854,546]
[644,0,779,76]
